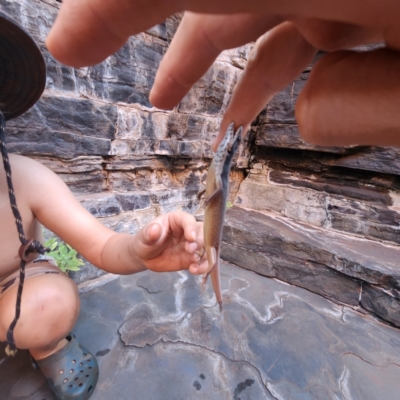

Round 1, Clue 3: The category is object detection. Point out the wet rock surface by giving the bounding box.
[2,262,400,400]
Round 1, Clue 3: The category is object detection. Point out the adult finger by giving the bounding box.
[47,0,400,67]
[216,19,382,150]
[48,0,277,68]
[47,0,181,67]
[296,48,400,147]
[292,18,383,52]
[215,22,317,151]
[149,12,282,109]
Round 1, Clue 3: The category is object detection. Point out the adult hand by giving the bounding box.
[132,211,207,275]
[47,0,400,148]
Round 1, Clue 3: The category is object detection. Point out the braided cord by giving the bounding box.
[0,113,48,356]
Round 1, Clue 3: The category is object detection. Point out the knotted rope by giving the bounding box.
[0,113,48,356]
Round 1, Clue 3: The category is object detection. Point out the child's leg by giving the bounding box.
[0,272,80,359]
[0,271,99,399]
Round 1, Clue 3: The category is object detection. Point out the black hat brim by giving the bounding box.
[0,11,46,121]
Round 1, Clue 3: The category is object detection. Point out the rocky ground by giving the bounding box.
[2,261,400,400]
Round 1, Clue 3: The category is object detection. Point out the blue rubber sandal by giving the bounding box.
[31,333,99,400]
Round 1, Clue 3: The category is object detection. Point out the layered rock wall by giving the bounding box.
[229,50,400,328]
[238,55,400,247]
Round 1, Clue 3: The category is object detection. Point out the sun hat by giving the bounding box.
[0,10,46,120]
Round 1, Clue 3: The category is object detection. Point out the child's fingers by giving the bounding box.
[189,257,209,275]
[186,241,198,254]
[138,222,163,246]
[168,211,201,243]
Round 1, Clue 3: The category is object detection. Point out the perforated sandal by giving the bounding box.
[31,333,99,400]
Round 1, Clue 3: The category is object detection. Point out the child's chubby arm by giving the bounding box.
[15,155,207,275]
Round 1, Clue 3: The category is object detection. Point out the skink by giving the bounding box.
[201,122,242,310]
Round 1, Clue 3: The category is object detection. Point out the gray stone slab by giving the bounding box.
[221,242,361,306]
[256,124,400,177]
[256,123,348,154]
[2,262,400,399]
[361,283,400,327]
[77,192,152,218]
[223,207,400,290]
[237,166,400,246]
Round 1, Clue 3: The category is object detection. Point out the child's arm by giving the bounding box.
[14,155,206,275]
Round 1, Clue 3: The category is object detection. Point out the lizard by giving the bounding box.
[200,122,242,310]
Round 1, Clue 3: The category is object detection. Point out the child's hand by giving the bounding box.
[132,211,208,275]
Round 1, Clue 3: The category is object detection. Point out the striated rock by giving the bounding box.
[32,156,104,174]
[256,123,350,154]
[254,51,400,184]
[360,283,400,327]
[104,155,173,171]
[221,243,361,306]
[221,206,400,327]
[60,171,107,195]
[36,94,117,139]
[223,207,400,289]
[239,148,400,245]
[258,74,306,125]
[237,175,400,245]
[30,156,107,194]
[167,112,209,141]
[267,170,392,205]
[321,146,400,176]
[6,94,116,157]
[77,192,152,218]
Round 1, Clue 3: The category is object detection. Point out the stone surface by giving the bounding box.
[6,93,117,156]
[222,207,400,287]
[256,124,351,154]
[3,262,400,399]
[221,206,400,327]
[360,283,400,327]
[238,148,400,246]
[77,192,151,218]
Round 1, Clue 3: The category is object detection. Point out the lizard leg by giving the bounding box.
[204,176,223,205]
[195,247,205,261]
[197,188,206,200]
[202,247,218,288]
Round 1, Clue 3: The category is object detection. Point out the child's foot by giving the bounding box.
[31,338,69,361]
[31,333,98,400]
